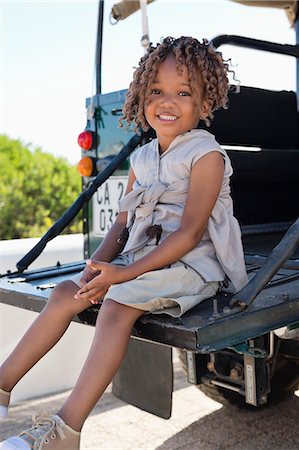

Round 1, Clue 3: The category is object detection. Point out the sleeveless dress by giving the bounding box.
[71,129,248,317]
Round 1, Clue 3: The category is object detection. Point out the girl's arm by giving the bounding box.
[76,151,224,301]
[126,150,225,274]
[78,169,136,286]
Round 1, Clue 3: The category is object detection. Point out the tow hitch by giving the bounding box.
[186,337,272,406]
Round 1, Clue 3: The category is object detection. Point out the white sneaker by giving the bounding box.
[0,413,80,450]
[0,437,30,449]
[0,388,10,418]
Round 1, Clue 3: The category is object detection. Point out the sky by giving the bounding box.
[1,0,296,164]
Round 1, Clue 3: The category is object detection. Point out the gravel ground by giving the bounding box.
[1,351,298,450]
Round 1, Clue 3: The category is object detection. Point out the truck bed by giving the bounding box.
[1,232,299,353]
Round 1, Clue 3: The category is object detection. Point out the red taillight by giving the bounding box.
[77,131,93,150]
[77,156,94,177]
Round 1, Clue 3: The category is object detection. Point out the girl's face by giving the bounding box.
[144,54,208,153]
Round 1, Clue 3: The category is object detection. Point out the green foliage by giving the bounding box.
[0,135,82,239]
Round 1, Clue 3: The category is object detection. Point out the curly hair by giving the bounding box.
[120,36,234,132]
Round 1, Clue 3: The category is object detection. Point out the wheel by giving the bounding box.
[178,349,299,407]
[269,355,299,400]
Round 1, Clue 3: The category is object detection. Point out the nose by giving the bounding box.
[159,93,176,107]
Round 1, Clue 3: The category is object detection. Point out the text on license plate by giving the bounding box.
[93,176,128,237]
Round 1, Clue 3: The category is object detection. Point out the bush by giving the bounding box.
[0,135,82,239]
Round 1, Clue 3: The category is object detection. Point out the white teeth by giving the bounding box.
[158,114,177,121]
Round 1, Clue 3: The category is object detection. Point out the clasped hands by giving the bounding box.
[74,259,126,305]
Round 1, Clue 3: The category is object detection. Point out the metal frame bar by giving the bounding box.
[96,0,104,94]
[231,218,299,309]
[211,32,299,109]
[211,34,299,58]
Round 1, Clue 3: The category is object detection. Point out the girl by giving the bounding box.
[0,36,247,450]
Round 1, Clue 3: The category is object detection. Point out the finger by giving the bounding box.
[90,293,105,304]
[80,268,98,287]
[90,298,100,305]
[77,279,99,293]
[74,288,99,301]
[87,259,108,271]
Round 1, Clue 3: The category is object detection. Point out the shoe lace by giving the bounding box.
[19,413,66,450]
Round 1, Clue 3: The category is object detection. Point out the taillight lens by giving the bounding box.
[77,131,93,150]
[77,156,94,177]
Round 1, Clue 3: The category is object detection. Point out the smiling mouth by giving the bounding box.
[157,114,178,121]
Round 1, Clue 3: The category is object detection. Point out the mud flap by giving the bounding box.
[112,338,173,419]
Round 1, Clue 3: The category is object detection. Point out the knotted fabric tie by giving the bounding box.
[120,181,168,220]
[118,179,189,252]
[120,179,188,216]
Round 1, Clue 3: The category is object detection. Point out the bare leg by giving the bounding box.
[0,281,90,392]
[57,299,144,431]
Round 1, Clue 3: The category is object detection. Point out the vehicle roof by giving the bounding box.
[111,0,297,26]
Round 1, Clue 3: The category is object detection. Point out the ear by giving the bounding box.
[201,100,211,119]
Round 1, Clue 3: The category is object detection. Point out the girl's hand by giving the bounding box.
[79,262,101,287]
[74,260,126,304]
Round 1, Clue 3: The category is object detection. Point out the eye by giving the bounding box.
[150,89,161,95]
[179,91,191,97]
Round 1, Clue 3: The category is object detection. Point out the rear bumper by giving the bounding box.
[1,261,299,353]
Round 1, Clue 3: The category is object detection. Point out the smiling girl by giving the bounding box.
[0,36,247,450]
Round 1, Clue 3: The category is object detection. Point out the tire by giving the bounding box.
[178,349,299,407]
[269,355,299,400]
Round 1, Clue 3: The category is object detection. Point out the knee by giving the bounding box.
[47,280,79,313]
[49,280,76,302]
[97,299,142,329]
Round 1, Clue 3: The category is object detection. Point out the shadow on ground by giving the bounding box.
[157,394,299,450]
[1,352,298,450]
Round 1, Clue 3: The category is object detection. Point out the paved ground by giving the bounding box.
[1,351,299,450]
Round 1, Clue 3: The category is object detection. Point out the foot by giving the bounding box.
[0,388,10,418]
[0,413,80,449]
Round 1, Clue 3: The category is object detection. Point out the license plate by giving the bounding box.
[93,176,128,237]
